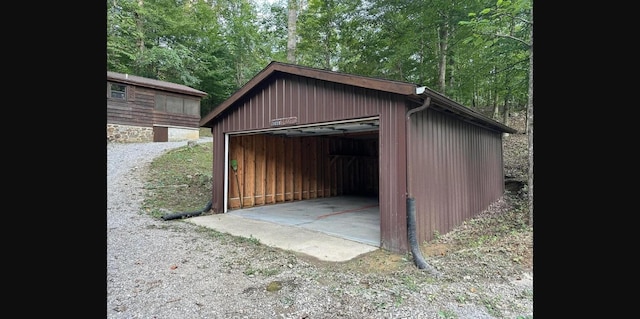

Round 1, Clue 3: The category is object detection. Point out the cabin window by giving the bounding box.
[155,93,200,116]
[184,99,199,116]
[155,94,167,111]
[110,83,126,99]
[166,95,183,114]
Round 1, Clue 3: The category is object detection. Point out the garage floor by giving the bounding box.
[228,195,380,246]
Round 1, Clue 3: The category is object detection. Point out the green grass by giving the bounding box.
[438,310,457,319]
[199,127,213,138]
[142,142,213,214]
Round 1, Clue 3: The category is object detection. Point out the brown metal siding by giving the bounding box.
[218,75,383,131]
[409,108,505,244]
[378,101,408,252]
[209,74,410,252]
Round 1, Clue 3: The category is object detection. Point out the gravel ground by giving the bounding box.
[107,137,533,319]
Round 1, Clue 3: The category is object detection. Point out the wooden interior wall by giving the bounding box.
[227,134,378,209]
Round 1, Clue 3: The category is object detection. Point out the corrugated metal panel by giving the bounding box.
[209,74,410,252]
[409,108,505,244]
[378,97,408,252]
[217,74,384,132]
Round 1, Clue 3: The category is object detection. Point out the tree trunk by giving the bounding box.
[287,0,298,64]
[502,96,510,128]
[136,0,145,52]
[527,6,534,226]
[437,21,449,93]
[502,83,511,127]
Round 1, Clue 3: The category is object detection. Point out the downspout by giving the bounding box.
[406,92,440,276]
[161,200,212,220]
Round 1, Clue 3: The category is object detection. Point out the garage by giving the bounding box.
[200,61,516,253]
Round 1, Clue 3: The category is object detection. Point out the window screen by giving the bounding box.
[155,94,167,111]
[183,99,200,116]
[166,96,183,114]
[110,83,126,99]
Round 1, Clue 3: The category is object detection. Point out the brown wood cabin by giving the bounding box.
[107,71,207,143]
[200,61,517,254]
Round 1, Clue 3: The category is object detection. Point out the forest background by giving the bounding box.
[106,0,534,219]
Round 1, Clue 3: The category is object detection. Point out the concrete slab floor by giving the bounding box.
[186,196,381,262]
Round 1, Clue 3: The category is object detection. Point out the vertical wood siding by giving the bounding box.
[226,135,379,209]
[209,74,409,252]
[409,108,505,244]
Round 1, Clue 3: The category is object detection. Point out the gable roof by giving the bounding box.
[200,61,516,134]
[107,71,207,98]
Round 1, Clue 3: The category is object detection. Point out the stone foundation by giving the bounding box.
[107,124,153,143]
[167,127,200,142]
[107,124,200,143]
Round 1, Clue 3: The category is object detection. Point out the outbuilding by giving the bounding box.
[200,61,517,253]
[107,71,207,143]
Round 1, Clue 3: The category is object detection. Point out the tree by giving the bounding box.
[297,0,360,70]
[107,0,140,73]
[526,5,533,226]
[287,0,298,63]
[255,0,289,63]
[461,0,533,224]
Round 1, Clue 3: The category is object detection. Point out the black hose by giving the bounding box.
[161,200,212,221]
[407,197,441,276]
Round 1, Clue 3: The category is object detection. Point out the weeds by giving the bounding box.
[237,235,261,245]
[438,309,457,319]
[454,294,467,303]
[481,295,503,318]
[243,265,280,277]
[401,275,419,292]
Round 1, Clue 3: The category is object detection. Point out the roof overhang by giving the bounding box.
[107,71,207,98]
[200,61,517,134]
[410,87,518,134]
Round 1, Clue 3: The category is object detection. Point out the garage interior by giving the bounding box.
[225,118,382,246]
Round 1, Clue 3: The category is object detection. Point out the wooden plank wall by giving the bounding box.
[107,86,200,128]
[227,134,378,209]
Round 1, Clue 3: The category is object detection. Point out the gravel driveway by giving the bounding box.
[107,139,533,319]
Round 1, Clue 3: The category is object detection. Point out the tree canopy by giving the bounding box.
[107,0,532,120]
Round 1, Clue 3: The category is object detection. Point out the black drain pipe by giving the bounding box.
[161,200,212,221]
[405,96,439,275]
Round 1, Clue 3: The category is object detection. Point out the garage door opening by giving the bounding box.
[223,118,381,245]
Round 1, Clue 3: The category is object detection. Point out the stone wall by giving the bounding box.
[107,124,200,143]
[107,124,153,143]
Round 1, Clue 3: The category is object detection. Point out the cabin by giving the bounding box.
[200,62,517,253]
[107,71,207,143]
